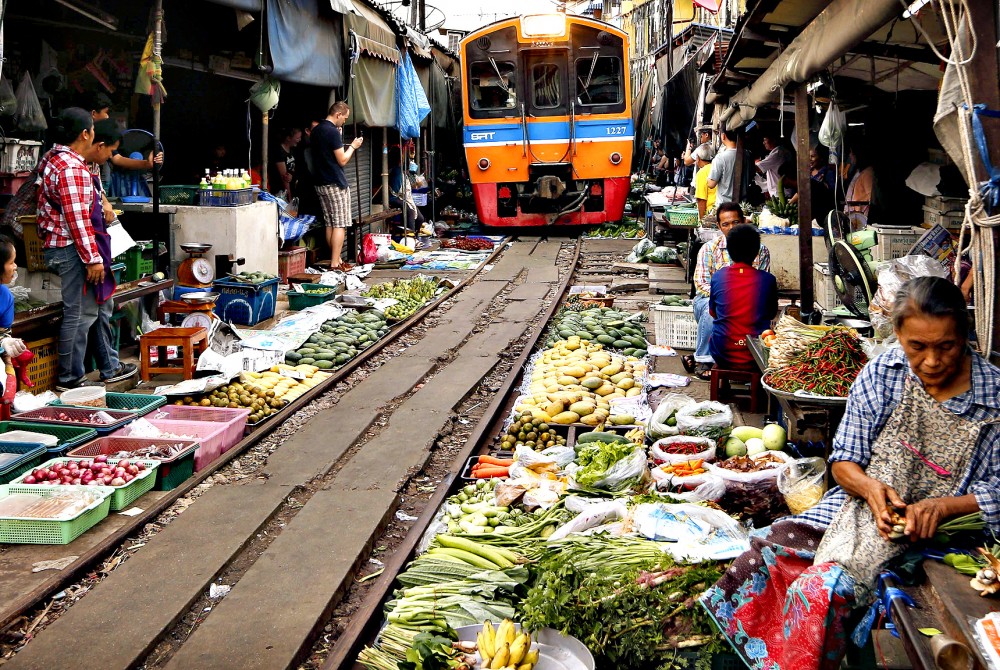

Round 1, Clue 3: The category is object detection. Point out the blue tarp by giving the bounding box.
[267,0,344,87]
[396,50,430,140]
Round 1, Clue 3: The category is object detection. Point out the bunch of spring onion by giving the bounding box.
[935,512,986,543]
[767,315,845,368]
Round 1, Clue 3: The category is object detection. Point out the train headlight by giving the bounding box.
[478,158,490,171]
[609,152,622,165]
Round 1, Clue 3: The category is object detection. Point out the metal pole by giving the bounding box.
[152,0,163,217]
[261,111,268,191]
[382,127,389,210]
[795,85,815,319]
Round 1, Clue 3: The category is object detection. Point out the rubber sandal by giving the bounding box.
[681,355,696,373]
[694,364,714,381]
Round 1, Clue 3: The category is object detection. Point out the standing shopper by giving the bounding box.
[706,127,738,204]
[312,101,363,269]
[36,108,104,390]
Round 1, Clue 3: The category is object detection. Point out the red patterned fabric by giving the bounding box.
[37,145,100,265]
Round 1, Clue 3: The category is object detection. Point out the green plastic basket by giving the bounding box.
[286,283,339,311]
[113,242,154,281]
[53,392,167,416]
[0,421,98,455]
[11,457,159,511]
[155,447,196,491]
[0,484,113,544]
[158,185,200,206]
[665,207,700,227]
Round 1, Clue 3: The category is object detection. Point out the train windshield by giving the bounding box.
[531,63,562,109]
[470,61,518,113]
[575,56,623,107]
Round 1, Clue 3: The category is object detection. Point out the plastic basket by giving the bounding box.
[0,421,98,455]
[412,189,429,207]
[65,436,199,491]
[0,139,42,174]
[278,247,307,283]
[146,405,249,452]
[212,277,279,326]
[113,241,154,281]
[10,457,158,511]
[652,305,698,350]
[287,283,339,311]
[111,262,127,285]
[53,392,167,416]
[0,484,113,544]
[21,222,48,272]
[24,336,59,394]
[813,263,842,311]
[872,225,924,262]
[922,206,964,230]
[201,188,255,207]
[121,419,227,472]
[0,442,49,484]
[15,407,138,434]
[158,185,200,206]
[665,207,699,227]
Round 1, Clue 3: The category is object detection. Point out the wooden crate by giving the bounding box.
[648,264,689,294]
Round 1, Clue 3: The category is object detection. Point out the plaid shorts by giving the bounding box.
[316,183,352,228]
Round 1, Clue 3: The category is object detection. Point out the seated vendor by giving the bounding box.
[683,202,771,380]
[708,225,777,371]
[700,275,1000,670]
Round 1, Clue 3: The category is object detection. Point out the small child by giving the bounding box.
[0,236,18,331]
[708,224,778,370]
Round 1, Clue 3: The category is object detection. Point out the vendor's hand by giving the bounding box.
[0,338,26,358]
[86,262,106,284]
[146,152,164,169]
[904,498,949,542]
[351,138,363,150]
[861,477,907,538]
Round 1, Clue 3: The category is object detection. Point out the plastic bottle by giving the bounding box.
[242,170,251,189]
[200,176,210,191]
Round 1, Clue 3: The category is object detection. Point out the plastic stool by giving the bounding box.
[139,327,209,381]
[710,367,763,414]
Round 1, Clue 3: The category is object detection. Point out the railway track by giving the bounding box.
[0,236,582,670]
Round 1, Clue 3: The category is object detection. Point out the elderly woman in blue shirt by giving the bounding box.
[701,276,1000,670]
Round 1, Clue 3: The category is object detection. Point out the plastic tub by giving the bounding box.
[0,484,114,544]
[10,457,159,511]
[59,386,107,408]
[0,422,98,455]
[146,405,249,452]
[66,436,199,492]
[116,419,228,472]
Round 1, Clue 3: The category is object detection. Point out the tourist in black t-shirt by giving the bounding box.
[310,101,363,269]
[269,127,301,199]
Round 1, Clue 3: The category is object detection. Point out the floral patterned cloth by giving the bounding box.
[700,521,858,670]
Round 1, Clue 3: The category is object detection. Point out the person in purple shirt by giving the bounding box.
[709,224,778,370]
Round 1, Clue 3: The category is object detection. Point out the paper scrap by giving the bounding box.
[118,507,144,517]
[209,583,231,599]
[31,557,79,573]
[647,372,691,388]
[395,510,419,522]
[918,628,943,637]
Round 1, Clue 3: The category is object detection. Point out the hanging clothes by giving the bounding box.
[396,49,430,140]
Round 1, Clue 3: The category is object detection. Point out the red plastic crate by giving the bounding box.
[278,247,307,283]
[146,405,249,453]
[113,420,227,472]
[66,437,199,492]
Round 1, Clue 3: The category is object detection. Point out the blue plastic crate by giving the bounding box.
[212,278,279,326]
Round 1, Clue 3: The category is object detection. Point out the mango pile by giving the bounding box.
[241,364,332,403]
[517,338,644,426]
[548,306,648,357]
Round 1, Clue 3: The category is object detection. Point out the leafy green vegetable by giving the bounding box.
[575,441,640,488]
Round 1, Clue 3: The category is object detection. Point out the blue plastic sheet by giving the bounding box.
[267,0,344,87]
[396,50,430,140]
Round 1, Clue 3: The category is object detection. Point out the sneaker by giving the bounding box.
[56,377,106,392]
[102,363,138,383]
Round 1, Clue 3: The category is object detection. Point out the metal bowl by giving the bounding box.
[180,243,213,254]
[179,292,219,305]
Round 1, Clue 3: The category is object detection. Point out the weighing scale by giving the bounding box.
[164,243,220,327]
[157,291,220,329]
[177,242,215,289]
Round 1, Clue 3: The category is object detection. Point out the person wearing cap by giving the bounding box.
[683,126,713,167]
[692,143,717,221]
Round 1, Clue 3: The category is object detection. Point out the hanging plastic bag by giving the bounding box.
[0,77,17,116]
[647,393,695,439]
[248,77,280,113]
[675,401,733,440]
[15,72,47,132]
[777,457,828,515]
[818,101,845,150]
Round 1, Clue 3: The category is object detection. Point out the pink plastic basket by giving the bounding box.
[113,420,227,472]
[145,406,250,453]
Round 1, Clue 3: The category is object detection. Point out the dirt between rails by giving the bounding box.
[297,243,577,670]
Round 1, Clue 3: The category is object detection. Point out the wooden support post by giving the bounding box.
[261,112,269,192]
[795,85,815,318]
[732,131,744,204]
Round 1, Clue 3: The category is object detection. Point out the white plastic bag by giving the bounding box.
[625,238,655,263]
[0,77,16,116]
[547,500,629,541]
[706,451,792,485]
[632,502,749,561]
[870,255,949,339]
[648,393,695,439]
[818,101,845,150]
[514,444,575,471]
[567,446,648,492]
[656,475,727,502]
[650,435,716,465]
[650,464,712,489]
[15,72,47,132]
[675,401,733,440]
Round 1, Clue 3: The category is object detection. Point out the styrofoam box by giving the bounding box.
[0,431,59,448]
[813,263,842,311]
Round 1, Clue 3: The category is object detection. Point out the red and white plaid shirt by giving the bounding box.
[37,145,100,265]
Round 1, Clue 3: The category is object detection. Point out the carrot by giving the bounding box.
[478,455,514,466]
[473,467,509,478]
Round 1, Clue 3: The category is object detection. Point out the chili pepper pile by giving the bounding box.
[662,441,706,455]
[441,237,494,251]
[763,329,867,397]
[658,459,706,476]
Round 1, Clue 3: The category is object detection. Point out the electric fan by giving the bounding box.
[109,129,164,202]
[832,240,877,319]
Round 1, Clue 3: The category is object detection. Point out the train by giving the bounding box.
[459,12,633,227]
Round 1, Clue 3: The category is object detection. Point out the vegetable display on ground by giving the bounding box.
[285,310,389,369]
[547,307,648,358]
[363,277,439,322]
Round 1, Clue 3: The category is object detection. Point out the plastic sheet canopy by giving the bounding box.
[343,0,400,127]
[396,50,430,139]
[267,0,344,87]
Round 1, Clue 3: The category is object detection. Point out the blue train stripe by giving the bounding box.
[464,119,634,145]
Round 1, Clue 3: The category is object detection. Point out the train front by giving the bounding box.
[460,13,633,227]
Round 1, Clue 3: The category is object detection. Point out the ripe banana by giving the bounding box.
[524,649,539,665]
[508,632,529,665]
[495,619,515,647]
[482,621,496,658]
[477,631,493,666]
[490,642,510,669]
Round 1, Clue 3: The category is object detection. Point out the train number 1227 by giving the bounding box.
[606,126,628,135]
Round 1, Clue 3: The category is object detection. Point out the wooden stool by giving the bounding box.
[710,367,763,414]
[139,327,209,381]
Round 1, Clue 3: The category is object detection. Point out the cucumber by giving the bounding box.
[575,431,630,446]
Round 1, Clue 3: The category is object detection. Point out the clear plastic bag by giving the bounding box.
[567,446,648,492]
[675,401,733,440]
[514,444,575,471]
[0,77,17,116]
[547,500,628,541]
[818,101,845,150]
[15,72,47,132]
[647,393,695,439]
[625,238,655,263]
[650,435,716,465]
[869,255,949,339]
[777,457,828,515]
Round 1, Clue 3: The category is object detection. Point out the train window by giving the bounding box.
[469,61,517,113]
[575,56,623,106]
[531,64,562,109]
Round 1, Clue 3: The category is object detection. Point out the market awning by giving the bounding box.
[267,0,344,87]
[206,0,262,9]
[405,26,433,60]
[344,0,399,127]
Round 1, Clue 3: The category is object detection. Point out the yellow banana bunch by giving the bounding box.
[477,620,538,670]
[508,632,530,665]
[490,642,510,669]
[495,619,516,647]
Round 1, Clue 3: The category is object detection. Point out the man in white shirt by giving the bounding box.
[707,127,738,204]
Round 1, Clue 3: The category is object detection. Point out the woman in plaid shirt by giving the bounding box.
[36,108,106,390]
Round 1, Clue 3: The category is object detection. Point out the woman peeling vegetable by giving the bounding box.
[700,277,1000,670]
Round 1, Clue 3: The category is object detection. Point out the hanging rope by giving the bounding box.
[904,0,1000,354]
